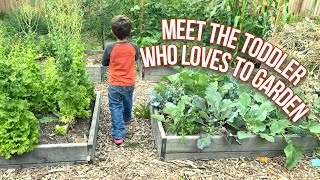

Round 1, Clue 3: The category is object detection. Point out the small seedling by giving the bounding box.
[55,125,68,136]
[133,103,150,119]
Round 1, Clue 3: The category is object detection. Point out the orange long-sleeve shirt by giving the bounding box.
[102,42,139,86]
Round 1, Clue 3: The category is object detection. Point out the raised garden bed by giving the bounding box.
[84,50,106,82]
[137,60,178,81]
[0,92,102,168]
[150,106,319,161]
[86,65,107,82]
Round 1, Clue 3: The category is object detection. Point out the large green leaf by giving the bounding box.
[259,133,275,142]
[163,102,177,116]
[269,119,290,136]
[205,82,222,112]
[247,119,266,133]
[237,131,251,139]
[206,82,218,94]
[284,139,304,170]
[192,95,206,109]
[237,92,251,116]
[197,133,212,150]
[253,92,267,103]
[300,121,320,134]
[220,99,235,119]
[227,110,239,123]
[260,101,276,113]
[220,83,234,96]
[152,114,166,122]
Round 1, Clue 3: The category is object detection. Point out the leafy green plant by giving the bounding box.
[133,103,151,119]
[14,1,40,35]
[55,125,68,136]
[151,68,320,169]
[45,0,94,125]
[0,33,40,159]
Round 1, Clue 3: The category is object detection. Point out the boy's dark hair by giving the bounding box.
[111,16,132,40]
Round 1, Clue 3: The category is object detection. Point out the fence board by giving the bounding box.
[301,0,314,14]
[0,0,27,12]
[315,0,320,16]
[289,0,320,16]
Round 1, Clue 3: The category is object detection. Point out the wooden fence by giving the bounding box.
[289,0,320,16]
[0,0,26,13]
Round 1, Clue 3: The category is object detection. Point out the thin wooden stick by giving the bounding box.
[140,0,144,34]
[274,6,283,34]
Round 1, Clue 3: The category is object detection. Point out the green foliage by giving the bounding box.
[42,58,60,113]
[0,0,95,159]
[14,2,40,35]
[133,103,151,119]
[39,116,57,124]
[0,34,40,159]
[45,0,95,124]
[81,0,136,40]
[0,98,40,159]
[284,138,304,170]
[55,125,68,136]
[150,68,320,169]
[136,0,284,67]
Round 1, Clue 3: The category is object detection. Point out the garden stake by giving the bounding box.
[100,0,105,50]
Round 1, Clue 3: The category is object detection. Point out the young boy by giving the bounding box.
[101,15,139,145]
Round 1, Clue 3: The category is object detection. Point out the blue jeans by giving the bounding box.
[108,85,134,139]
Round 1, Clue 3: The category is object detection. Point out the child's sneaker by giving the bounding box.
[112,138,124,145]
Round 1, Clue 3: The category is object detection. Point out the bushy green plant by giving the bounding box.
[14,1,40,35]
[45,0,94,124]
[0,31,40,159]
[42,57,60,114]
[0,97,40,159]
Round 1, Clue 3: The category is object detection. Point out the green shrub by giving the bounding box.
[0,37,40,159]
[45,0,94,124]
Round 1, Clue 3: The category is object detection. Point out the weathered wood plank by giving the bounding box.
[87,91,102,163]
[86,65,106,82]
[300,0,314,15]
[165,135,319,153]
[84,50,104,55]
[152,110,167,159]
[138,59,178,81]
[144,66,177,76]
[0,143,88,168]
[163,150,315,161]
[289,0,303,14]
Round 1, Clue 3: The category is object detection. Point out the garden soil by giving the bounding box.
[0,71,319,180]
[39,118,90,144]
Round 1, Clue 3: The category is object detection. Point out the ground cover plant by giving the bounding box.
[0,0,94,159]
